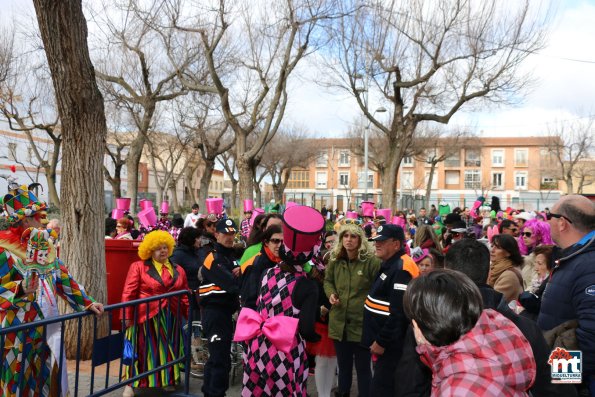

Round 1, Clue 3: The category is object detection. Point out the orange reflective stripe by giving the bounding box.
[203,253,215,270]
[199,285,222,294]
[365,298,390,312]
[402,254,420,278]
[240,253,261,274]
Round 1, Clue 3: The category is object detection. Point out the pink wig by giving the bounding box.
[518,219,554,255]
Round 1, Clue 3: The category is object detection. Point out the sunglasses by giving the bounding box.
[343,219,361,225]
[522,231,533,238]
[268,238,283,245]
[505,228,519,233]
[549,212,573,224]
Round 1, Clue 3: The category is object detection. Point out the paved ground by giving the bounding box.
[66,359,344,396]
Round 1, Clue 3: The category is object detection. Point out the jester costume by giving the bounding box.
[0,182,96,397]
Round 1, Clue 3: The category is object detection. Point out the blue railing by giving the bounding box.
[0,289,196,397]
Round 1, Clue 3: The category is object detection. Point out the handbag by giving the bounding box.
[122,338,137,366]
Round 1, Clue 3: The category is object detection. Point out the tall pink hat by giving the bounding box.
[138,207,157,228]
[243,199,254,213]
[376,208,392,223]
[282,205,325,255]
[206,198,224,215]
[346,211,359,220]
[116,198,131,211]
[361,201,375,218]
[250,208,265,227]
[160,201,169,214]
[139,199,153,211]
[111,209,125,220]
[285,201,298,209]
[392,216,406,228]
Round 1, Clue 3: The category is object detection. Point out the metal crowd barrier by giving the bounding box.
[0,289,195,397]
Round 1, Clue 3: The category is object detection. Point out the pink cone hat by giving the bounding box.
[282,205,325,254]
[361,201,375,217]
[346,211,359,220]
[393,216,406,228]
[250,208,265,226]
[116,198,131,211]
[139,199,153,211]
[138,207,157,228]
[376,208,392,223]
[160,201,169,214]
[111,209,125,220]
[243,199,254,213]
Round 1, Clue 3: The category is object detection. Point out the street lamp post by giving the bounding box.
[364,107,387,200]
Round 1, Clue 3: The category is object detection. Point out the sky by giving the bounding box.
[2,0,595,138]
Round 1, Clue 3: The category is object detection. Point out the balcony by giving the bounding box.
[464,160,481,167]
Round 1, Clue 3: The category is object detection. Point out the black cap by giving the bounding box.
[369,224,405,242]
[215,218,237,233]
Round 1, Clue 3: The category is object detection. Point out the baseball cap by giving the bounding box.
[216,218,237,233]
[369,224,405,242]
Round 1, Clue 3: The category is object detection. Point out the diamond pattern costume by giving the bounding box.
[241,267,308,397]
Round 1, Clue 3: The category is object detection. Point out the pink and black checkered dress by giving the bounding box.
[241,267,308,396]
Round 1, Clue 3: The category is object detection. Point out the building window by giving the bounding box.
[339,150,350,166]
[424,171,438,189]
[492,172,504,189]
[287,170,309,189]
[444,151,460,167]
[316,171,327,188]
[492,149,504,167]
[464,170,481,189]
[316,150,328,167]
[515,171,527,190]
[515,149,528,167]
[339,172,349,186]
[401,171,414,189]
[8,143,17,161]
[445,170,460,185]
[403,156,413,167]
[541,176,557,190]
[357,171,374,189]
[465,149,481,167]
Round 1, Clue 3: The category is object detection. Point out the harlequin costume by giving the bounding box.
[120,231,189,390]
[0,182,97,397]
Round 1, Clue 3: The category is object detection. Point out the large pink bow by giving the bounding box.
[233,307,298,355]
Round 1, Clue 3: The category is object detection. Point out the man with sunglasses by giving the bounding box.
[499,219,520,237]
[538,195,595,395]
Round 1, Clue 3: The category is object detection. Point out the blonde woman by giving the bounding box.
[324,223,381,397]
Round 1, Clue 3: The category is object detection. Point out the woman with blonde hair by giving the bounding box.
[324,223,381,397]
[121,231,190,397]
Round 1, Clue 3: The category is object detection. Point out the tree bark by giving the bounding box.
[198,159,215,211]
[424,162,438,209]
[32,0,108,359]
[126,134,147,213]
[237,156,254,203]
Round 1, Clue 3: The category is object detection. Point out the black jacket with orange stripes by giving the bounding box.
[198,243,240,313]
[361,250,418,353]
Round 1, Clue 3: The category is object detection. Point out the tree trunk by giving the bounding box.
[381,153,400,210]
[424,162,438,209]
[237,156,254,202]
[126,134,146,213]
[565,175,574,194]
[169,179,180,213]
[272,185,283,202]
[33,0,108,359]
[45,172,61,208]
[230,180,238,210]
[198,159,215,212]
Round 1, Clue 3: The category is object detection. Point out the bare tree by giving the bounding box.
[171,0,342,201]
[0,27,62,206]
[88,0,196,212]
[178,93,234,210]
[321,0,550,207]
[412,127,478,208]
[261,128,318,202]
[32,0,108,358]
[545,119,594,194]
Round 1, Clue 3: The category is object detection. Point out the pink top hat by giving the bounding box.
[160,201,170,214]
[392,216,406,228]
[111,209,125,220]
[139,199,153,211]
[206,198,224,215]
[138,207,157,229]
[285,201,298,209]
[282,205,325,254]
[346,211,359,220]
[243,199,254,213]
[116,198,131,211]
[250,208,265,227]
[361,201,375,218]
[376,208,392,223]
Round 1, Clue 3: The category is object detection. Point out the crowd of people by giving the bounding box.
[1,185,594,397]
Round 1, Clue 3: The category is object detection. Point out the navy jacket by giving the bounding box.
[170,245,201,291]
[198,243,240,313]
[361,251,416,354]
[538,232,595,375]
